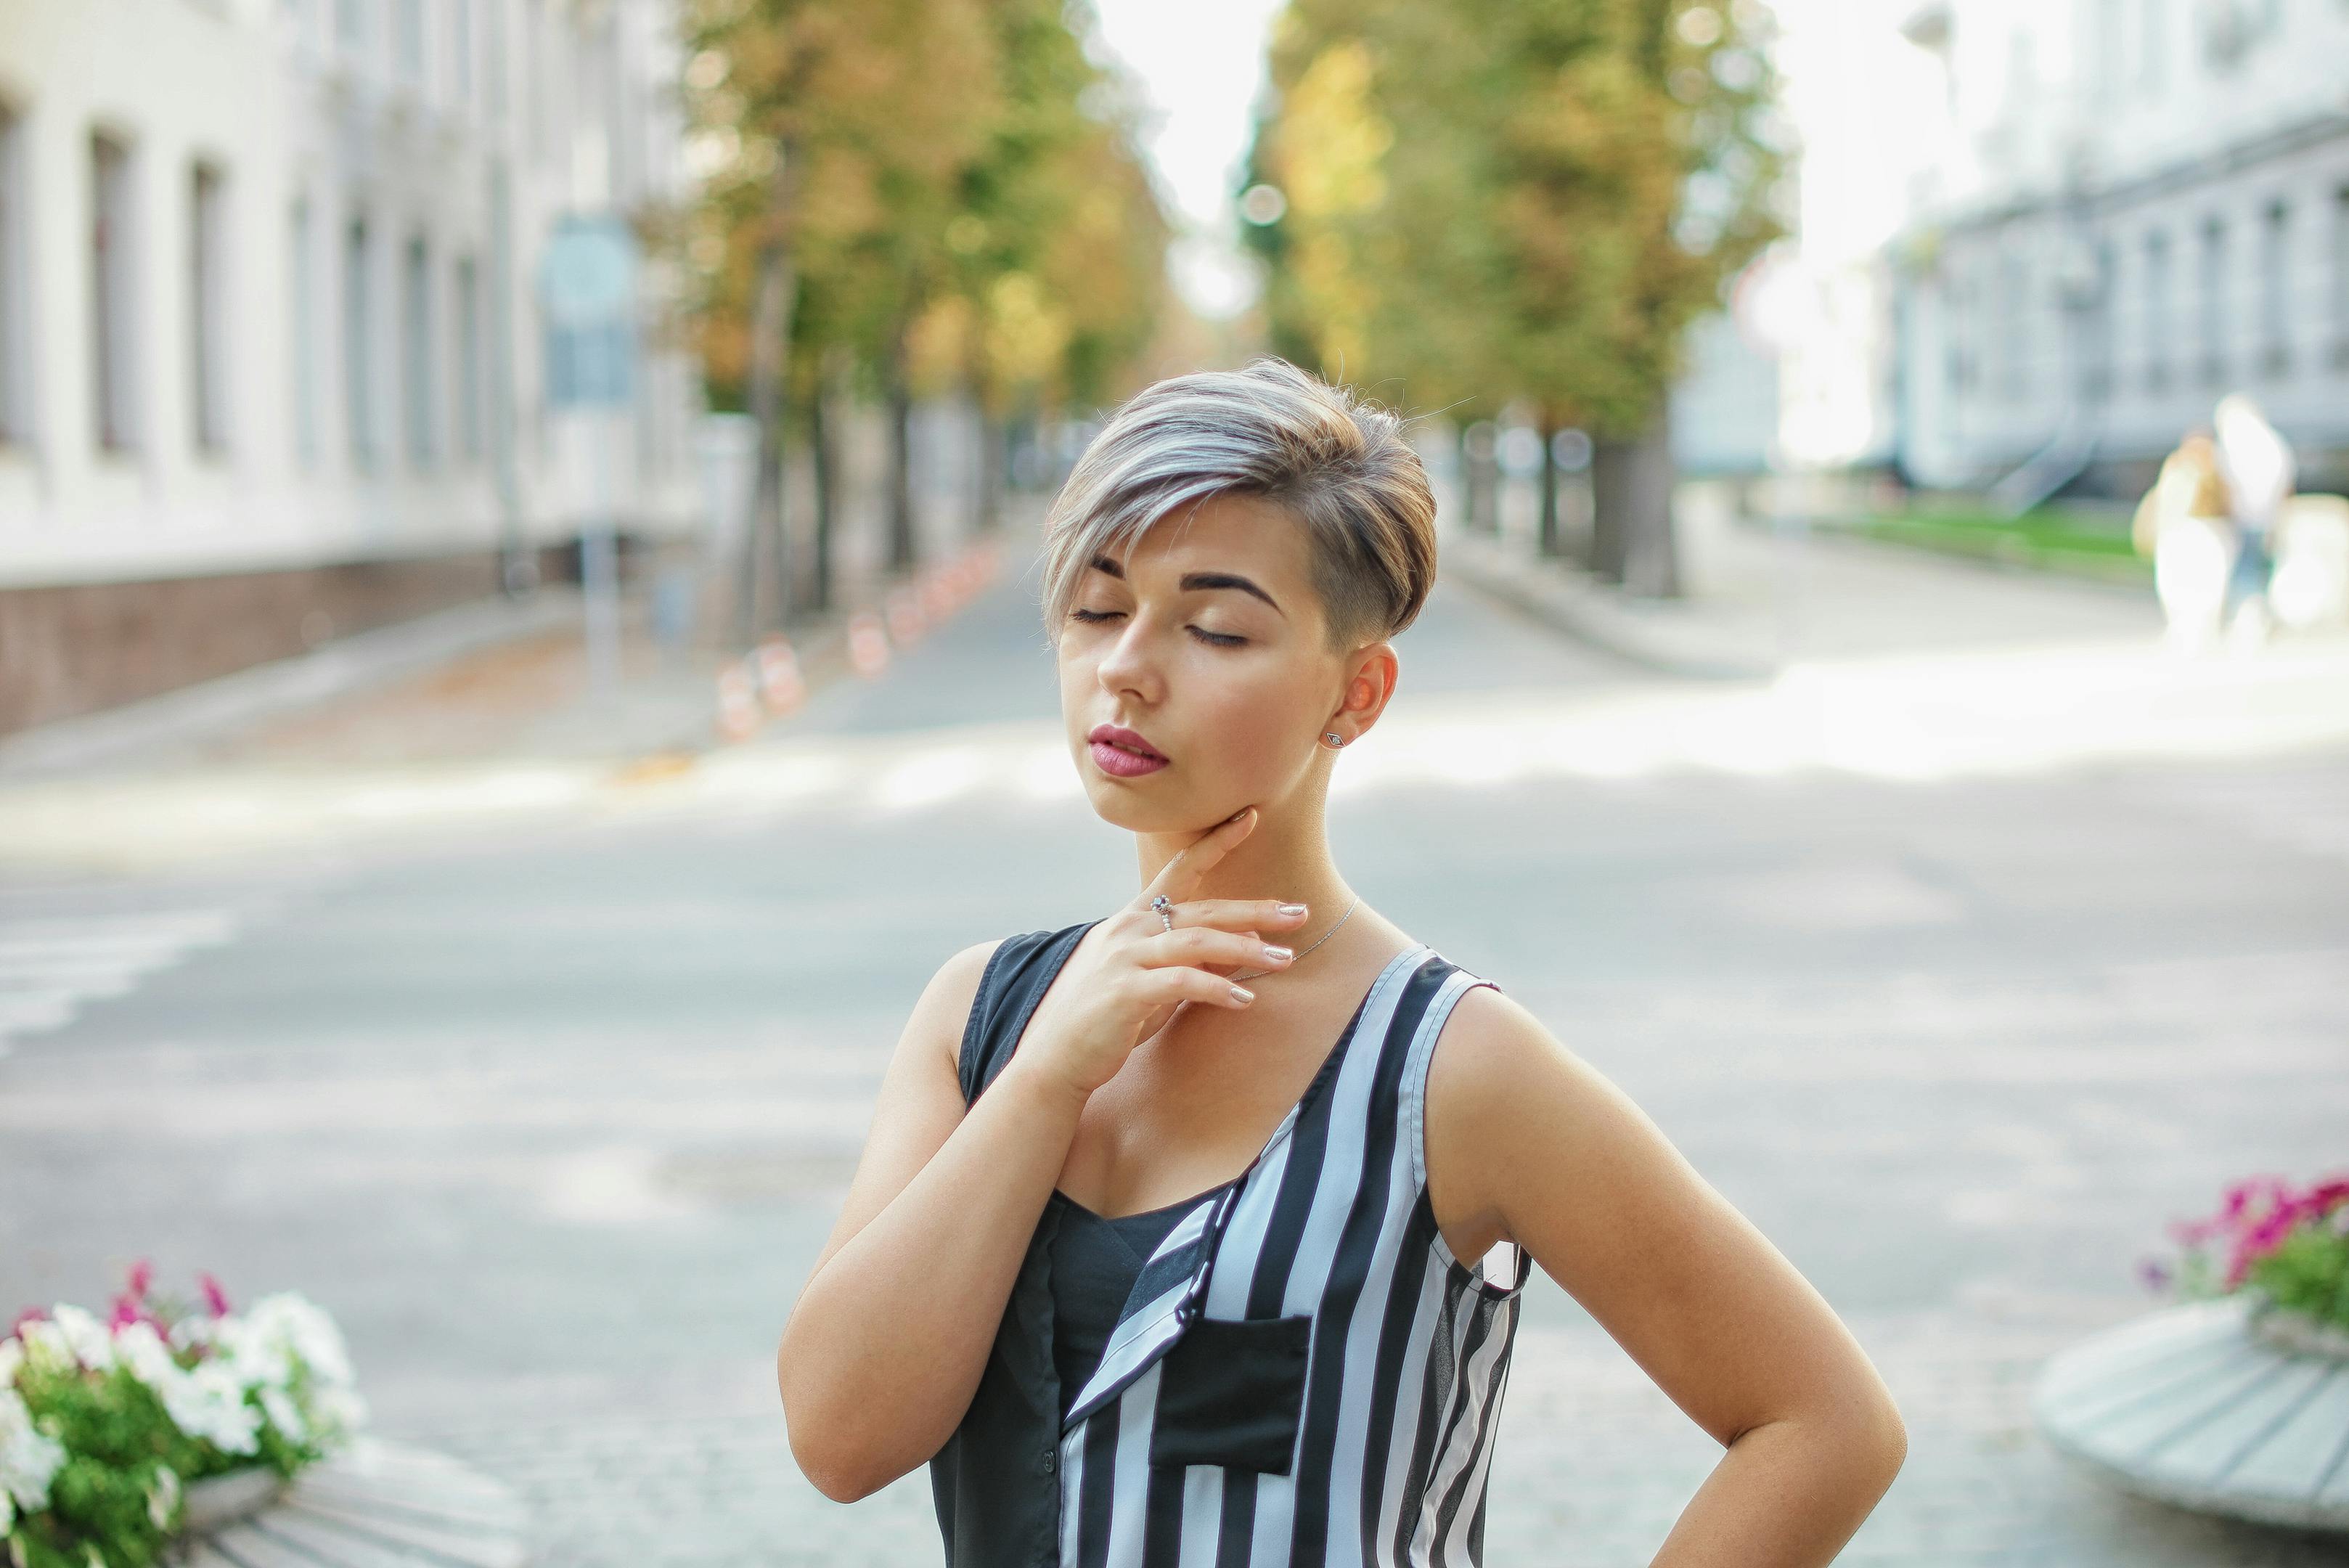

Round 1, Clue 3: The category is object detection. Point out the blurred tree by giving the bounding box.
[1244,0,1781,589]
[685,0,1169,626]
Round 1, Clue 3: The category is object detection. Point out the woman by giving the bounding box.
[777,359,1907,1566]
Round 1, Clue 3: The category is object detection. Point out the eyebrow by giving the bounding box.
[1087,555,1286,617]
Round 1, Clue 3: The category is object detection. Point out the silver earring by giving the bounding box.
[1323,732,1346,747]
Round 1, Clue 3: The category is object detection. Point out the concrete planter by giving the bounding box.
[165,1438,530,1566]
[178,1466,287,1536]
[2033,1294,2349,1532]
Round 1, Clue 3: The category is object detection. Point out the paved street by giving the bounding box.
[3,527,2348,1566]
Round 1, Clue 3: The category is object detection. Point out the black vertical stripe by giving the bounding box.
[1429,1300,1513,1558]
[1213,1471,1257,1568]
[1389,1275,1460,1562]
[1079,1401,1122,1567]
[1396,1276,1494,1565]
[1242,982,1375,1318]
[1357,1195,1442,1549]
[1137,1458,1186,1568]
[1286,960,1437,1563]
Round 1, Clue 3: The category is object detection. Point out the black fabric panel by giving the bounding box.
[931,919,1096,1568]
[1147,1313,1312,1474]
[960,920,1102,1104]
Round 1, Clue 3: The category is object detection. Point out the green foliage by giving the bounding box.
[679,0,1170,421]
[1246,0,1783,434]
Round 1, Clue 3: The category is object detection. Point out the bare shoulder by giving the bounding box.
[910,936,1010,1077]
[1425,980,1669,1256]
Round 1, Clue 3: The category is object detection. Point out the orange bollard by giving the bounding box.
[885,586,927,646]
[755,636,806,716]
[716,661,762,742]
[847,611,891,677]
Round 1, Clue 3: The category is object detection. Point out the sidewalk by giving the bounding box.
[1437,499,2169,681]
[0,529,1014,780]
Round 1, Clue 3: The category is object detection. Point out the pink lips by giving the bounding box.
[1089,724,1169,777]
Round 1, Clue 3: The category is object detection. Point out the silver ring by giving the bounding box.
[1150,894,1174,931]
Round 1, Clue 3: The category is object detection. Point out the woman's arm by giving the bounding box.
[777,937,1092,1502]
[1426,987,1906,1567]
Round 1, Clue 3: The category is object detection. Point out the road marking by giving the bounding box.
[0,907,242,1060]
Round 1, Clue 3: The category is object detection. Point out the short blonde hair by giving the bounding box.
[1039,358,1438,653]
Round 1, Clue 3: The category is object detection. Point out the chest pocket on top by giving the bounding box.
[1147,1313,1313,1474]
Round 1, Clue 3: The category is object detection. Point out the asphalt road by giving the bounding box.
[3,543,2345,1567]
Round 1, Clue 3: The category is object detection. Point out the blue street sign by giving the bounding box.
[540,213,638,409]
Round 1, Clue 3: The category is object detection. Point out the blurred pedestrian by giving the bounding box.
[2134,430,2236,653]
[2213,394,2297,647]
[775,358,1907,1566]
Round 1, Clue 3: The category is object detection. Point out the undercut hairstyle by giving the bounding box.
[1038,358,1439,654]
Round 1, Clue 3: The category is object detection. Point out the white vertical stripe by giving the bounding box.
[1408,1293,1513,1567]
[1243,952,1423,1568]
[1101,1361,1161,1568]
[1201,1134,1293,1316]
[1175,1464,1225,1568]
[1371,1246,1452,1564]
[1434,1302,1519,1567]
[1061,1416,1087,1568]
[1326,970,1487,1564]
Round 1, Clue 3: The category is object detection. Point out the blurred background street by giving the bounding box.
[7,0,2349,1564]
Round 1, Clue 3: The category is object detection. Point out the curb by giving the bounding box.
[1437,529,1778,682]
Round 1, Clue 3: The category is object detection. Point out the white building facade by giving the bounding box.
[0,0,700,732]
[1893,0,2349,493]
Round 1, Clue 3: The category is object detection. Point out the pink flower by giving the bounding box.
[9,1307,47,1336]
[110,1294,142,1329]
[126,1259,154,1299]
[198,1273,232,1318]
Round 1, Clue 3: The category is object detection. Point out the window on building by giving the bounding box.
[291,197,316,466]
[2199,216,2227,386]
[454,255,482,461]
[2084,239,2115,402]
[396,0,424,84]
[0,105,25,448]
[91,132,138,454]
[2001,252,2030,401]
[2260,200,2291,377]
[190,162,229,454]
[451,0,474,107]
[402,234,434,467]
[2144,228,2171,391]
[346,215,374,467]
[2332,185,2349,369]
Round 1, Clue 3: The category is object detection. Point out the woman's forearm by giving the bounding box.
[1647,1405,1906,1568]
[778,1052,1090,1500]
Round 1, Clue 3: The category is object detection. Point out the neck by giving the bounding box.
[1135,796,1355,934]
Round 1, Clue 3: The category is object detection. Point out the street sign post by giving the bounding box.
[539,214,640,695]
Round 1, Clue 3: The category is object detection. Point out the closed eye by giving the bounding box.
[1069,607,1247,648]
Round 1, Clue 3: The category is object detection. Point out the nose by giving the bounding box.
[1095,613,1164,705]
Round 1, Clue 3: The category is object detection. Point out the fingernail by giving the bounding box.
[1261,945,1293,963]
[1229,984,1254,1003]
[1278,902,1307,918]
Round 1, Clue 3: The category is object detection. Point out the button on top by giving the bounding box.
[1040,1447,1057,1474]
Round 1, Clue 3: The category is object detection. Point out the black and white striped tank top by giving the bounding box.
[930,918,1529,1568]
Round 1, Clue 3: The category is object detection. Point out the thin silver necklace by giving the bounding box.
[1227,894,1360,984]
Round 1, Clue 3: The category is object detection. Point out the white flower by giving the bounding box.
[0,1389,67,1511]
[0,1338,19,1389]
[154,1363,261,1458]
[167,1315,216,1355]
[245,1295,355,1389]
[1,1483,13,1534]
[113,1322,181,1390]
[15,1322,71,1374]
[258,1385,306,1445]
[213,1318,292,1394]
[46,1306,113,1373]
